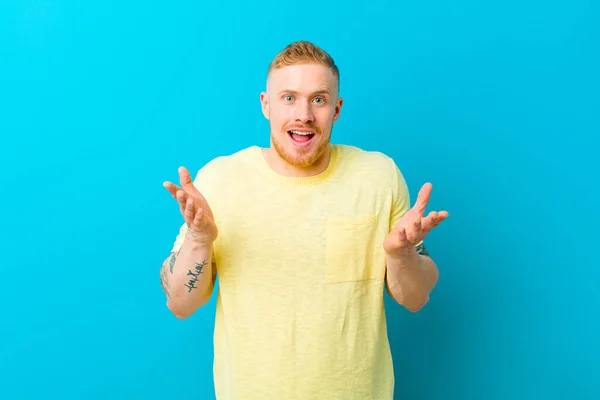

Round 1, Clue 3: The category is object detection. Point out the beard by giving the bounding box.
[270,127,332,168]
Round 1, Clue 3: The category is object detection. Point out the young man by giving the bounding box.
[160,41,448,400]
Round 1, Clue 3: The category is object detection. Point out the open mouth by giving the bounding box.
[288,130,315,144]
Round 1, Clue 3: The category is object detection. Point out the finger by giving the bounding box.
[405,219,422,243]
[437,210,449,220]
[178,166,199,193]
[421,211,438,233]
[190,208,205,230]
[397,227,408,245]
[176,190,188,215]
[163,181,181,198]
[178,166,212,211]
[422,210,449,233]
[433,210,449,226]
[414,182,433,215]
[184,197,196,224]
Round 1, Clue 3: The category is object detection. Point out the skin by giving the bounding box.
[259,63,343,177]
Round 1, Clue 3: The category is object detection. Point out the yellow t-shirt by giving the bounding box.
[171,144,412,400]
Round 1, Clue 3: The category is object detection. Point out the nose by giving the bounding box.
[295,100,314,124]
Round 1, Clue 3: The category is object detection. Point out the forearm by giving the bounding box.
[385,246,439,312]
[160,232,215,318]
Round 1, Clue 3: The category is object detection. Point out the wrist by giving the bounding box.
[184,230,215,247]
[386,245,420,266]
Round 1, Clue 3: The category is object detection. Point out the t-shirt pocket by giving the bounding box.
[324,214,383,284]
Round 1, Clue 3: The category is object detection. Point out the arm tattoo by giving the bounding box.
[169,252,177,273]
[416,243,429,257]
[184,260,208,293]
[160,264,171,298]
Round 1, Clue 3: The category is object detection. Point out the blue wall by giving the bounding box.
[1,1,598,399]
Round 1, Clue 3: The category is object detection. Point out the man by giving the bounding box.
[160,41,448,400]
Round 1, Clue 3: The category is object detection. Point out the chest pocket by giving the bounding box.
[324,215,384,284]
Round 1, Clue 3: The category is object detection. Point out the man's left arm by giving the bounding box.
[383,179,448,312]
[385,242,440,312]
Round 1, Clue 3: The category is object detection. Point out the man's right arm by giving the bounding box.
[160,232,216,319]
[161,165,219,319]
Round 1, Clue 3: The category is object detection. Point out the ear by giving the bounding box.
[260,92,270,120]
[332,97,343,123]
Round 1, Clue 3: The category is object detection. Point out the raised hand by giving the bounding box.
[383,182,448,258]
[163,166,218,244]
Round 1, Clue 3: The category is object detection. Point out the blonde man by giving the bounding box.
[161,41,448,400]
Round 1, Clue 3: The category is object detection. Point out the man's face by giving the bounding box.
[260,63,343,171]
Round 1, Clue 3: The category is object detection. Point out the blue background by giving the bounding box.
[1,1,598,399]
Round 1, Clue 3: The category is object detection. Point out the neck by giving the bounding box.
[262,145,332,178]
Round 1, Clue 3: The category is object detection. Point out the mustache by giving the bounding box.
[284,124,320,134]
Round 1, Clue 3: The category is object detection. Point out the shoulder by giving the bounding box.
[334,144,409,201]
[334,144,401,178]
[194,146,258,182]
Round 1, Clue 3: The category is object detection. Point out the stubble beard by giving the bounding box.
[271,128,331,169]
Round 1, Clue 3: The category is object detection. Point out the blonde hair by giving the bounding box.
[267,41,340,87]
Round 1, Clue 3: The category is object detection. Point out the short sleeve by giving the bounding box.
[389,159,411,231]
[388,158,424,248]
[170,221,189,253]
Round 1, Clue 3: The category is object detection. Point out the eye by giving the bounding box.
[283,95,294,102]
[313,97,325,104]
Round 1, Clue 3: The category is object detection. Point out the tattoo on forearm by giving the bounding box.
[160,266,171,298]
[169,252,177,273]
[184,260,208,293]
[416,243,429,256]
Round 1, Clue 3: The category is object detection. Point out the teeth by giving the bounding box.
[290,130,313,136]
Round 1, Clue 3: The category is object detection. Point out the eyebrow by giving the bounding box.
[278,89,331,96]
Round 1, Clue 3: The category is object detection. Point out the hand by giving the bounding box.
[163,166,218,244]
[383,182,448,258]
